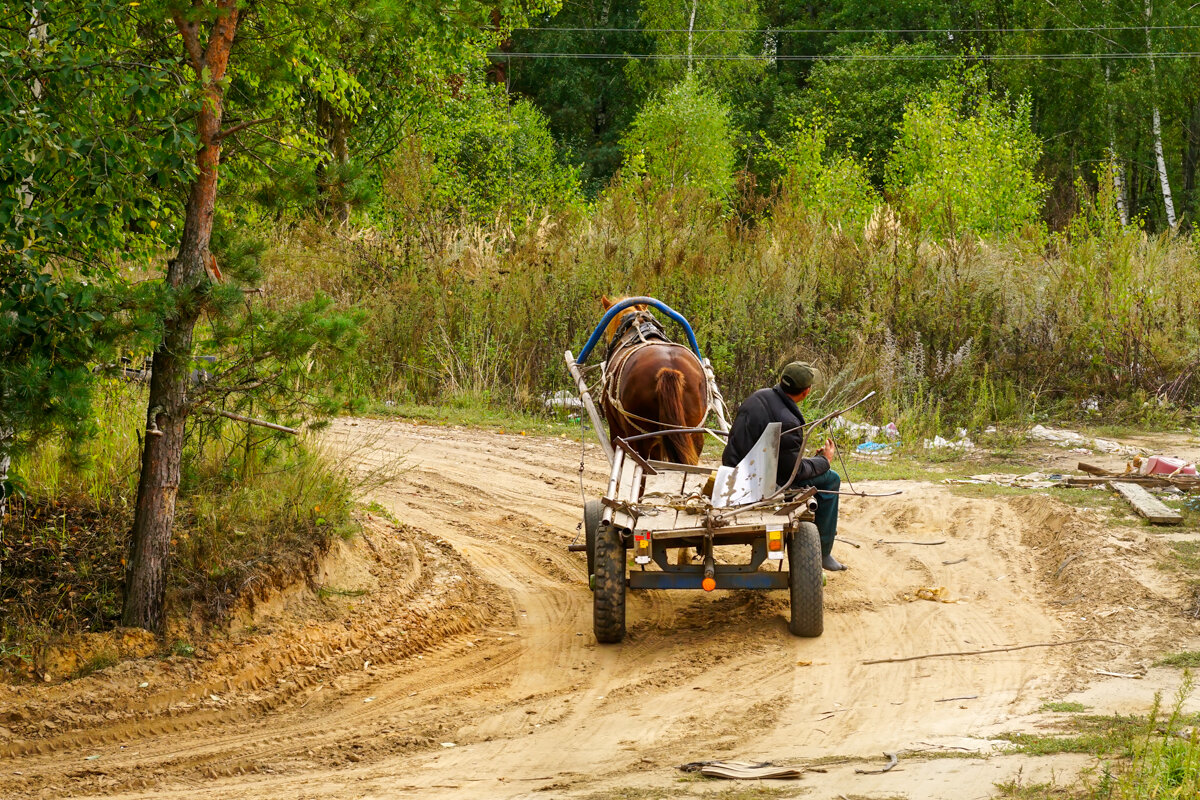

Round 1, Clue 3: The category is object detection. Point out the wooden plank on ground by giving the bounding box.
[1110,481,1182,524]
[1067,476,1170,488]
[1078,461,1114,476]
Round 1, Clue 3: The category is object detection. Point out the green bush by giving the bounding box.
[621,75,737,203]
[769,120,880,232]
[422,83,582,222]
[787,38,951,184]
[885,67,1047,238]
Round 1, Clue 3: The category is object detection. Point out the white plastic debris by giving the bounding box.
[543,390,583,412]
[924,434,975,451]
[1029,425,1139,456]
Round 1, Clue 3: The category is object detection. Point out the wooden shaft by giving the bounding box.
[564,350,615,464]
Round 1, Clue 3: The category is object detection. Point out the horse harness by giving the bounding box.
[602,310,709,436]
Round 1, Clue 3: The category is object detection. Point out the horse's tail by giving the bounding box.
[655,367,699,464]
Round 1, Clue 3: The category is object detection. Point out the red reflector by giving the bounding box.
[702,577,716,592]
[767,539,783,551]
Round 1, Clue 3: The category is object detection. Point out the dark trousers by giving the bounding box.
[796,470,840,557]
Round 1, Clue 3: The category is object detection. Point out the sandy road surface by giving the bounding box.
[2,418,1197,799]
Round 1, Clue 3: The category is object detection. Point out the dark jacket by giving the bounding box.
[721,385,829,488]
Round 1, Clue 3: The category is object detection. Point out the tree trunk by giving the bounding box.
[1145,0,1177,228]
[317,97,351,225]
[1103,65,1128,226]
[5,4,50,526]
[1111,145,1129,226]
[123,1,239,633]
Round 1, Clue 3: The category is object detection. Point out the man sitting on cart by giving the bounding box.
[721,362,847,571]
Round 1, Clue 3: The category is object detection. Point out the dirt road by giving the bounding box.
[2,418,1196,799]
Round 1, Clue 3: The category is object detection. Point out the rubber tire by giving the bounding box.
[593,523,627,643]
[788,521,824,637]
[583,499,603,579]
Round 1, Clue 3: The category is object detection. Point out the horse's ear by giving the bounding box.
[600,294,613,310]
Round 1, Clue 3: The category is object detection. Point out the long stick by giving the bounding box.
[767,390,878,501]
[201,408,299,435]
[862,637,1131,666]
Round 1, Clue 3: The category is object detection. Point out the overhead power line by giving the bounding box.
[506,24,1200,35]
[489,50,1200,61]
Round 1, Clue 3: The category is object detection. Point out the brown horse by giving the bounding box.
[599,296,708,464]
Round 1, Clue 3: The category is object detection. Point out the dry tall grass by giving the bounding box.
[264,184,1200,433]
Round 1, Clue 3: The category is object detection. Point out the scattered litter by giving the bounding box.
[138,682,149,688]
[936,695,978,703]
[879,539,946,546]
[856,441,896,455]
[679,760,803,780]
[364,696,375,703]
[855,752,899,775]
[903,586,959,603]
[441,742,457,748]
[833,419,900,441]
[1136,455,1197,477]
[945,472,1060,489]
[1030,425,1140,456]
[924,431,975,451]
[543,390,583,412]
[942,557,968,566]
[85,755,100,761]
[1095,669,1143,679]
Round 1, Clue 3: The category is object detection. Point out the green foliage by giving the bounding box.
[885,67,1047,237]
[788,39,951,184]
[420,84,582,222]
[768,120,880,231]
[631,0,767,131]
[507,0,649,193]
[0,274,160,461]
[621,75,737,202]
[0,1,194,268]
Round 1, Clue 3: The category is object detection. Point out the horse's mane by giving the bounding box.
[601,295,649,343]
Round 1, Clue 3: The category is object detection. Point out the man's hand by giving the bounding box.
[819,437,836,461]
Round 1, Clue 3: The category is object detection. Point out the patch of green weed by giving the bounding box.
[1041,701,1090,713]
[1156,652,1200,669]
[170,640,196,658]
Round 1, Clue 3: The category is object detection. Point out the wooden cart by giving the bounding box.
[565,297,824,643]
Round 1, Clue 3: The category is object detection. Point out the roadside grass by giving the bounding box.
[1042,702,1090,713]
[999,677,1200,799]
[1162,541,1200,574]
[365,397,581,438]
[1156,652,1200,669]
[2,379,360,678]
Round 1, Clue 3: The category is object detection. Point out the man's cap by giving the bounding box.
[779,361,816,394]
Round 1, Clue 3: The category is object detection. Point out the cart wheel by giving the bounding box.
[788,521,824,637]
[593,523,626,643]
[583,499,603,580]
